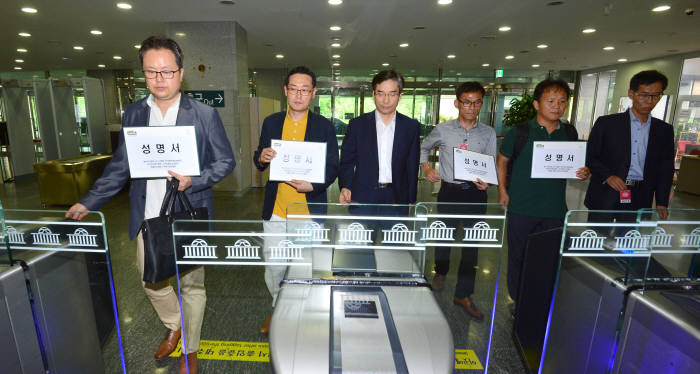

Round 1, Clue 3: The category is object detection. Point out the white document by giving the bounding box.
[453,148,498,185]
[531,141,587,179]
[269,140,326,183]
[123,126,200,178]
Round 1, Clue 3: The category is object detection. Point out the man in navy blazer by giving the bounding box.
[67,36,235,374]
[585,70,675,221]
[338,70,420,205]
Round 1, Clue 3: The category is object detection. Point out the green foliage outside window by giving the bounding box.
[503,94,536,126]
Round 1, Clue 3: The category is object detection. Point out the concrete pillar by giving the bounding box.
[166,21,250,192]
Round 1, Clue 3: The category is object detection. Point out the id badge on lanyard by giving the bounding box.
[620,189,631,204]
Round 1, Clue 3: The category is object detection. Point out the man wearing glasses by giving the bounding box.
[585,70,675,221]
[420,82,495,319]
[339,69,420,205]
[67,36,235,374]
[253,66,339,334]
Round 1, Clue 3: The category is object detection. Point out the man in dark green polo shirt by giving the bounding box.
[496,78,590,305]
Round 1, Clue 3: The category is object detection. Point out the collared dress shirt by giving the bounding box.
[626,109,651,181]
[375,110,396,183]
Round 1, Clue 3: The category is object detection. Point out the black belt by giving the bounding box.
[625,179,643,187]
[442,181,474,189]
[377,183,392,189]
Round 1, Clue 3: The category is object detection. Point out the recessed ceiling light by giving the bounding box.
[90,30,103,35]
[14,67,22,70]
[329,25,341,31]
[134,44,141,49]
[62,57,71,61]
[17,48,28,53]
[505,55,514,59]
[438,0,453,5]
[15,59,24,63]
[21,7,38,13]
[617,58,628,62]
[382,62,390,66]
[116,2,132,10]
[399,43,409,48]
[332,62,340,66]
[328,0,342,5]
[582,28,596,33]
[652,5,671,12]
[18,32,31,37]
[73,46,84,50]
[482,63,490,67]
[98,64,106,68]
[175,32,186,37]
[532,64,540,68]
[498,26,511,32]
[275,54,284,59]
[331,42,341,48]
[603,46,615,50]
[537,44,548,49]
[447,54,456,59]
[332,54,341,58]
[113,55,122,60]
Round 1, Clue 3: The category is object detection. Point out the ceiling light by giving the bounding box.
[17,48,28,53]
[113,55,122,60]
[498,26,511,32]
[15,59,24,63]
[98,64,106,68]
[134,44,141,49]
[617,58,628,62]
[90,30,103,35]
[447,54,456,59]
[175,32,186,37]
[332,63,340,66]
[14,67,22,70]
[482,63,490,67]
[652,5,671,12]
[438,0,453,4]
[18,32,31,37]
[456,73,462,75]
[73,46,84,50]
[332,54,341,58]
[328,0,342,5]
[21,7,37,13]
[330,42,341,48]
[505,55,514,59]
[603,46,615,50]
[537,44,548,49]
[329,25,341,31]
[275,54,284,59]
[116,2,132,10]
[582,28,596,33]
[532,64,540,68]
[382,62,390,66]
[399,43,410,48]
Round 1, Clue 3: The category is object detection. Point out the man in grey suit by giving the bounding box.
[66,36,235,374]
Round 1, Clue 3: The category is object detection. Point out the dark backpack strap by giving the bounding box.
[563,123,579,141]
[511,122,530,162]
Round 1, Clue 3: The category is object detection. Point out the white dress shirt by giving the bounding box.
[375,111,396,183]
[144,93,181,220]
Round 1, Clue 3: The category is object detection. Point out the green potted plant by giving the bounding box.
[503,93,536,126]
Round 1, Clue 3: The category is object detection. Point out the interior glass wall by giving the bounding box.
[673,56,700,167]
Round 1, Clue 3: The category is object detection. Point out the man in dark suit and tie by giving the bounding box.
[66,36,235,374]
[338,69,420,205]
[585,70,675,222]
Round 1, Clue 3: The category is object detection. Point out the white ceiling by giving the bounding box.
[1,0,699,74]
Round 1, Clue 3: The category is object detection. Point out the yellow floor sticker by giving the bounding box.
[455,349,484,370]
[171,340,482,370]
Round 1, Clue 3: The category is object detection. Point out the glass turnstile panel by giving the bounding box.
[415,202,505,373]
[540,210,656,374]
[641,208,700,279]
[172,219,312,373]
[1,209,125,373]
[0,201,8,265]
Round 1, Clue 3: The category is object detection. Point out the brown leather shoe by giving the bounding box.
[179,352,198,374]
[259,314,272,334]
[154,328,181,359]
[431,274,446,291]
[453,296,484,320]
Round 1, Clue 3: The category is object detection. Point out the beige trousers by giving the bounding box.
[136,232,206,354]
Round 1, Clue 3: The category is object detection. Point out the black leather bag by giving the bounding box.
[141,179,208,283]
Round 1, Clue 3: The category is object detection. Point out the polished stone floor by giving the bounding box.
[1,175,698,374]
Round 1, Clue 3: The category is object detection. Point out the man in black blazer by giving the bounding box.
[253,66,339,334]
[338,69,420,204]
[585,70,675,221]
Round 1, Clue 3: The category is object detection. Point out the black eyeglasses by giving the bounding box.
[143,70,179,79]
[457,98,483,108]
